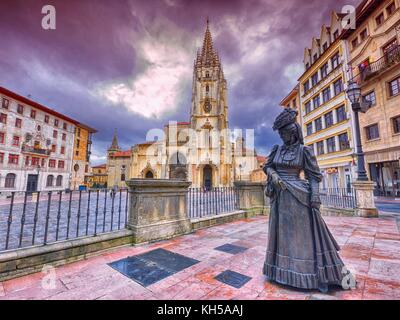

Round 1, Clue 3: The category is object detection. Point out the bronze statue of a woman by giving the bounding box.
[263,108,350,293]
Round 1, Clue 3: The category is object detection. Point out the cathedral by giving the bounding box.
[106,20,264,189]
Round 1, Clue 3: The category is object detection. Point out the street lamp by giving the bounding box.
[239,164,242,181]
[346,80,370,181]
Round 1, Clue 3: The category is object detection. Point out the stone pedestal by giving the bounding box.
[233,181,269,216]
[126,179,192,244]
[352,181,379,218]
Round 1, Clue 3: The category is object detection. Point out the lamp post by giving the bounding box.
[346,80,369,181]
[36,164,41,192]
[239,164,242,181]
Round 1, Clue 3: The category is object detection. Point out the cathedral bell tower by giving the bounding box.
[191,19,228,132]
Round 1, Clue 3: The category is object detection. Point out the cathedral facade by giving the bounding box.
[106,21,262,189]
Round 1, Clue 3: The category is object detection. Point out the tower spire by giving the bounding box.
[199,18,220,67]
[109,128,120,151]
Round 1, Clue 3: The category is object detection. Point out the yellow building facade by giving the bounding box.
[298,11,356,190]
[71,123,97,189]
[344,0,400,196]
[87,164,107,188]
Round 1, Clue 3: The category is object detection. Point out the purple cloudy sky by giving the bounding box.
[0,0,359,164]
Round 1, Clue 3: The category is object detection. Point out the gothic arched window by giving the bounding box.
[46,175,54,187]
[145,171,154,179]
[5,173,16,188]
[206,85,209,93]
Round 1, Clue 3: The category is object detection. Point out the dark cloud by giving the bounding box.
[0,0,359,163]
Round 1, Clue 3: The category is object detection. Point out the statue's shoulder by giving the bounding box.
[303,144,316,157]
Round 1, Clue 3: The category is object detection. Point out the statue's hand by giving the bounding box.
[310,201,321,210]
[271,173,287,190]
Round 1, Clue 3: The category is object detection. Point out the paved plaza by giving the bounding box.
[1,210,400,300]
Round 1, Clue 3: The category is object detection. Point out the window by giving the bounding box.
[25,156,30,166]
[2,98,9,109]
[303,80,310,92]
[60,146,65,154]
[333,78,343,96]
[30,109,36,119]
[75,150,79,156]
[56,175,63,187]
[76,139,80,148]
[315,117,323,132]
[54,119,59,127]
[58,160,65,169]
[306,123,313,136]
[322,42,328,52]
[51,144,56,153]
[311,72,319,86]
[62,133,66,141]
[15,118,22,128]
[360,29,368,41]
[8,154,19,165]
[336,105,347,122]
[45,115,49,123]
[305,63,310,70]
[389,76,400,97]
[41,158,45,167]
[321,63,328,78]
[121,174,126,182]
[365,124,380,140]
[292,99,297,108]
[313,95,321,109]
[49,159,56,168]
[317,141,325,155]
[322,87,331,103]
[363,91,376,106]
[333,30,339,41]
[393,116,400,134]
[386,2,396,16]
[5,173,16,188]
[12,136,20,146]
[383,39,399,61]
[325,111,334,128]
[206,85,209,93]
[352,38,359,49]
[17,104,24,114]
[46,175,54,187]
[0,152,3,163]
[331,52,340,69]
[31,157,40,166]
[0,132,4,143]
[63,122,67,130]
[313,53,318,63]
[1,113,7,124]
[305,101,312,114]
[339,133,350,150]
[376,13,384,27]
[78,128,81,137]
[53,130,57,138]
[327,137,336,153]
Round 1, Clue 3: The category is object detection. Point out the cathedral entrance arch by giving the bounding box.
[203,165,213,190]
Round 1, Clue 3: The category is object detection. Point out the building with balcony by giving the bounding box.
[344,0,400,196]
[298,11,356,190]
[0,86,96,194]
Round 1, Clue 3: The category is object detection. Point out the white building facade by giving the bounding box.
[0,87,78,195]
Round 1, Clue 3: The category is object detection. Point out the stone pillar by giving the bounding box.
[234,181,269,216]
[352,181,378,218]
[126,179,192,244]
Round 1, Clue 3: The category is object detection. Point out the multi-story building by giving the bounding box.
[298,11,355,190]
[71,123,97,190]
[343,0,400,196]
[0,86,95,194]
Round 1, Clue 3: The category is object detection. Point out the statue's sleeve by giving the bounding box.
[303,145,322,203]
[262,145,279,176]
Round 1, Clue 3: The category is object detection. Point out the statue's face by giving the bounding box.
[279,126,297,145]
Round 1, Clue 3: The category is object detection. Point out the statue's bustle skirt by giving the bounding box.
[263,189,345,289]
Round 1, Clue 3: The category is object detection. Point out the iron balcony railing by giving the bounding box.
[0,188,129,252]
[187,187,239,219]
[353,44,400,84]
[319,188,357,209]
[21,145,51,156]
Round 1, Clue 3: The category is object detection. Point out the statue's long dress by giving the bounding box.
[263,144,345,289]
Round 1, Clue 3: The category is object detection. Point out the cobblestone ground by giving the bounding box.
[1,212,399,300]
[0,191,129,251]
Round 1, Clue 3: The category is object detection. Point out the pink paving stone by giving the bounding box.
[1,214,400,300]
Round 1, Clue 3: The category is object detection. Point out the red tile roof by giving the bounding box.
[112,150,131,157]
[92,164,106,168]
